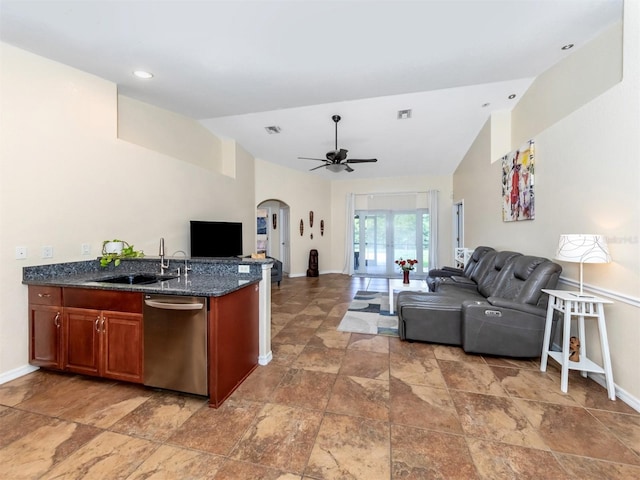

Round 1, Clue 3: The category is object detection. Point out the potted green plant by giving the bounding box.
[100,239,144,267]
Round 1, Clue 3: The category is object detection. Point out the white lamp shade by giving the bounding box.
[555,234,611,264]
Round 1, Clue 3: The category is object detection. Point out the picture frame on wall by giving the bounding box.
[257,216,267,235]
[502,140,535,222]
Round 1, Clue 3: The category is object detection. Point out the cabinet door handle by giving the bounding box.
[38,293,51,298]
[54,312,61,328]
[95,317,101,332]
[100,318,105,332]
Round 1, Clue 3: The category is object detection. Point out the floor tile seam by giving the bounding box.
[161,435,239,461]
[446,388,557,453]
[503,392,613,458]
[389,422,470,443]
[271,371,341,415]
[5,405,126,437]
[547,450,585,477]
[31,426,165,480]
[456,424,556,452]
[444,384,511,399]
[299,411,392,480]
[461,433,558,479]
[216,457,301,479]
[551,449,640,469]
[324,401,391,424]
[387,417,463,437]
[546,441,640,467]
[585,405,640,417]
[583,407,640,464]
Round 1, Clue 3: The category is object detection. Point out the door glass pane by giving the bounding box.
[393,212,417,269]
[354,209,430,277]
[363,213,387,275]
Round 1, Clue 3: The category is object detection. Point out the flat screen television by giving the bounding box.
[190,221,243,257]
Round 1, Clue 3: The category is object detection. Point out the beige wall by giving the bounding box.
[330,176,454,274]
[0,43,256,377]
[117,95,224,173]
[453,4,639,402]
[254,159,332,276]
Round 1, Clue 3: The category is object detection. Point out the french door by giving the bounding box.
[354,209,430,277]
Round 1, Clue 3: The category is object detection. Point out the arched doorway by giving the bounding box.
[257,199,290,275]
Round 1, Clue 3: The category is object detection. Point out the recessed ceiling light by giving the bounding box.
[264,126,281,134]
[133,70,154,79]
[397,109,412,120]
[561,44,574,50]
[508,94,516,99]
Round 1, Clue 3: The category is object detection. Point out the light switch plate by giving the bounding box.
[238,265,250,273]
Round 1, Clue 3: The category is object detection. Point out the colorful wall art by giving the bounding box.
[502,140,535,222]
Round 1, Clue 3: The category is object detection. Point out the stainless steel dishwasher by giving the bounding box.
[143,295,208,396]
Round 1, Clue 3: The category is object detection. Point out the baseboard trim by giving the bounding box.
[588,372,640,413]
[548,342,639,412]
[0,364,39,385]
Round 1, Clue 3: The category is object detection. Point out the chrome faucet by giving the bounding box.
[172,250,191,277]
[159,238,169,274]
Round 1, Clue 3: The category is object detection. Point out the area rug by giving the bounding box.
[337,291,398,337]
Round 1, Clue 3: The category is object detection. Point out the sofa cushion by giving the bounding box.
[426,246,494,291]
[476,251,522,297]
[397,292,465,345]
[491,255,562,308]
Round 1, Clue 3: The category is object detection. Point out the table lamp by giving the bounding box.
[555,234,611,296]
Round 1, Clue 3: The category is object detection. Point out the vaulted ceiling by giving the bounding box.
[0,1,623,178]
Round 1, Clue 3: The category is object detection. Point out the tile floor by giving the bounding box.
[1,274,639,479]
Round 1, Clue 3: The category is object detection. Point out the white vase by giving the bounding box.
[104,241,124,254]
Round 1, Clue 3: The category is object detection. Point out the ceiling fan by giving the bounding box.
[298,115,378,173]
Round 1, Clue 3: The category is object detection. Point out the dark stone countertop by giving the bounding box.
[23,257,271,297]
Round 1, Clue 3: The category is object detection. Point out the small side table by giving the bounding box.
[540,289,615,400]
[388,279,429,315]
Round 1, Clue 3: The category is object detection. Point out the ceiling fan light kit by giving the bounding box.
[299,115,378,173]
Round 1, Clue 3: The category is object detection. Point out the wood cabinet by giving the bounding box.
[62,288,143,383]
[64,306,143,382]
[28,280,260,405]
[28,286,64,370]
[208,282,259,407]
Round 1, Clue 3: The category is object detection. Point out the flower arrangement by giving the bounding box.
[395,258,418,271]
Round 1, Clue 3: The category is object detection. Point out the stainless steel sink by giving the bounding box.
[92,274,177,285]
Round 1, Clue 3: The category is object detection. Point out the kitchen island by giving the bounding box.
[23,257,273,408]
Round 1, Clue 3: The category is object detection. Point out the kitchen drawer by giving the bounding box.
[63,287,143,313]
[28,286,62,306]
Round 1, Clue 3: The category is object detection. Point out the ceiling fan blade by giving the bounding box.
[309,164,329,171]
[298,156,327,162]
[345,165,355,172]
[345,158,378,164]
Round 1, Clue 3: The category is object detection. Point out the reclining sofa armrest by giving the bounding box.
[461,300,550,357]
[485,297,545,317]
[441,266,464,274]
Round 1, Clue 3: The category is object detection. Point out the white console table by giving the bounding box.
[454,247,472,269]
[389,278,429,315]
[540,289,615,400]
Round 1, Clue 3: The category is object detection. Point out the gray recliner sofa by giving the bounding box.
[426,246,495,291]
[397,252,562,357]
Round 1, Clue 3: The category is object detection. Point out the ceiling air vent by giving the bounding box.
[264,126,281,134]
[397,109,412,120]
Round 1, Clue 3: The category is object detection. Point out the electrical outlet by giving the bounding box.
[238,265,250,274]
[15,246,27,259]
[81,243,91,255]
[42,246,54,259]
